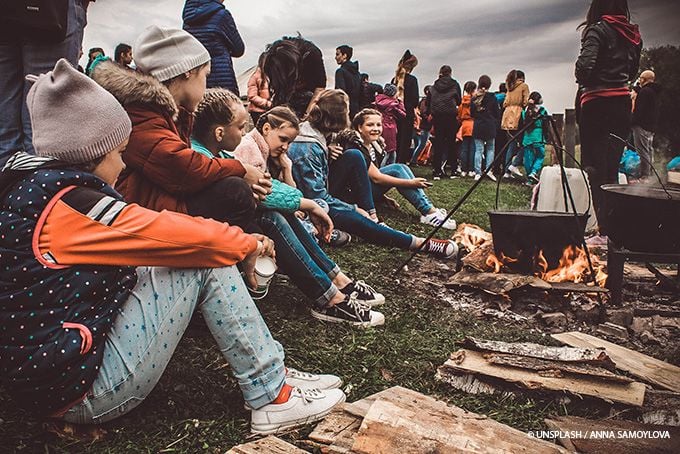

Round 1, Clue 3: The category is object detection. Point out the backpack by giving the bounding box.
[430,84,459,116]
[2,0,69,42]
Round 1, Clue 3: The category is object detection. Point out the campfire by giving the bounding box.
[454,224,607,288]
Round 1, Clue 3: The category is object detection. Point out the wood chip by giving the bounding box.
[226,436,306,453]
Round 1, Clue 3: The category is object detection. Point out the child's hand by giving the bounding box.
[328,144,343,161]
[279,153,293,170]
[410,177,431,188]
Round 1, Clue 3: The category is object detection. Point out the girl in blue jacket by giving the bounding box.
[521,91,549,184]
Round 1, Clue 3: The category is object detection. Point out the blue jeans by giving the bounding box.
[410,130,430,165]
[523,143,545,177]
[330,207,414,249]
[460,137,475,173]
[329,149,376,215]
[258,210,340,308]
[0,0,85,165]
[504,131,523,169]
[62,266,285,424]
[474,138,495,175]
[372,164,433,215]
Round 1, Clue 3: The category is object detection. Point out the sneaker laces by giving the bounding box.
[295,387,323,404]
[352,280,377,297]
[346,292,371,316]
[426,239,447,255]
[287,368,315,380]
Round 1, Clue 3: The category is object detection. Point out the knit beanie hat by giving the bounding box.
[383,83,398,97]
[134,25,211,82]
[26,58,132,164]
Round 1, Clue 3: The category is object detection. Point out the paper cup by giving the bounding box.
[251,256,276,300]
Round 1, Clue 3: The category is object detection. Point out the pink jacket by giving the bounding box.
[247,67,271,114]
[374,94,406,153]
[234,129,269,171]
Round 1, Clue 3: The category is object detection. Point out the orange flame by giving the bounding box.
[538,245,608,287]
[485,252,518,273]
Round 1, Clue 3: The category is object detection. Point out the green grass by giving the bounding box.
[1,169,596,452]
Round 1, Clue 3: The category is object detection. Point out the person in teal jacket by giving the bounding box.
[521,91,549,184]
[192,89,386,327]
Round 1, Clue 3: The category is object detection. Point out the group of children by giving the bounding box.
[0,26,461,434]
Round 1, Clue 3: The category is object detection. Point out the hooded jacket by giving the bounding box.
[335,61,362,117]
[91,60,246,214]
[471,91,501,141]
[374,94,406,152]
[501,80,529,131]
[575,17,642,89]
[182,0,245,94]
[429,76,461,116]
[457,94,474,137]
[632,82,661,132]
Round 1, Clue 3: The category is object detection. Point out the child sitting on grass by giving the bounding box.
[288,89,459,260]
[191,91,385,327]
[334,108,456,230]
[0,59,345,434]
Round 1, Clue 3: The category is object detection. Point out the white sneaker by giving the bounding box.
[474,174,482,181]
[508,165,523,178]
[487,173,497,182]
[503,172,512,179]
[468,171,476,177]
[420,209,457,230]
[251,387,346,435]
[286,368,342,390]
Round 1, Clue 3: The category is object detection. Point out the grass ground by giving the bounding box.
[1,168,599,453]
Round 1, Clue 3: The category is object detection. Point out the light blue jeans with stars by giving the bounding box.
[62,266,285,424]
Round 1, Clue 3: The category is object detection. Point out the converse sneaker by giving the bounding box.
[420,209,457,230]
[251,387,346,435]
[508,164,523,179]
[286,368,342,390]
[328,229,351,247]
[341,280,385,306]
[424,239,459,259]
[311,294,385,327]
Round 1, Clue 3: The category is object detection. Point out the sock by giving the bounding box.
[272,383,294,404]
[339,281,354,294]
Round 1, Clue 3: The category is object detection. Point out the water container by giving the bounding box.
[535,166,598,232]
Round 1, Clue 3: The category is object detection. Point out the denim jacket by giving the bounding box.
[288,122,355,212]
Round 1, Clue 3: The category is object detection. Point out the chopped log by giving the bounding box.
[440,349,645,406]
[308,409,361,453]
[226,436,306,454]
[552,331,680,393]
[634,306,680,318]
[641,389,680,426]
[341,388,397,419]
[544,415,680,454]
[447,269,551,296]
[484,353,632,383]
[434,370,499,395]
[461,242,496,272]
[460,336,614,367]
[351,387,567,453]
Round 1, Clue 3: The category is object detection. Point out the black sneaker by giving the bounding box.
[423,239,459,259]
[311,294,385,327]
[328,229,351,247]
[341,280,385,306]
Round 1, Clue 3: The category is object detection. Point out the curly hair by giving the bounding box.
[193,88,242,144]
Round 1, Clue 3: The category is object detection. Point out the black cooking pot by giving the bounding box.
[488,210,589,272]
[601,184,680,253]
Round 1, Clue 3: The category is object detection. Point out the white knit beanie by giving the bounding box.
[26,59,132,164]
[134,25,211,82]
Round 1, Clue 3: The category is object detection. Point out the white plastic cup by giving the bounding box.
[250,256,276,300]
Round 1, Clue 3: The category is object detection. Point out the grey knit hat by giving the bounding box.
[134,25,211,82]
[26,58,132,164]
[383,83,398,97]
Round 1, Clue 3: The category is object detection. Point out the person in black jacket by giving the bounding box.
[632,70,661,178]
[470,75,500,181]
[392,50,420,164]
[335,45,362,118]
[359,73,383,109]
[575,0,641,239]
[429,65,462,179]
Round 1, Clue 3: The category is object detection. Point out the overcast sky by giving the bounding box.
[82,0,680,113]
